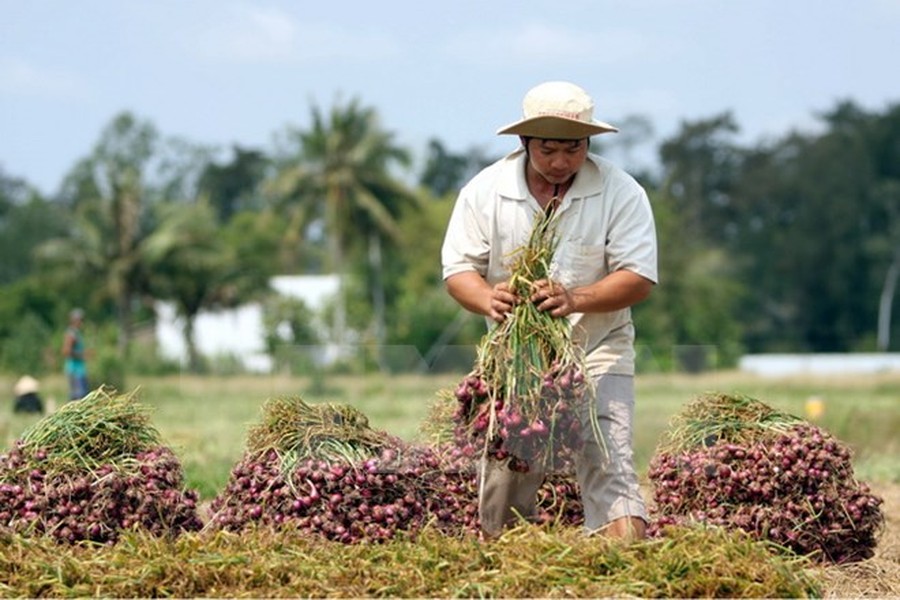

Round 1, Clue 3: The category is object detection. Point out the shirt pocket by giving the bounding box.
[553,243,607,288]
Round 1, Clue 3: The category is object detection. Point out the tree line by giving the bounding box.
[0,97,898,380]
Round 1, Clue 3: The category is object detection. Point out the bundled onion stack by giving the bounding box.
[451,209,591,473]
[209,396,482,542]
[427,392,585,530]
[0,387,203,544]
[648,393,884,563]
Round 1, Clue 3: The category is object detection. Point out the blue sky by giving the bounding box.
[2,0,899,195]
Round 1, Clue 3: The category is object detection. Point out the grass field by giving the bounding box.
[3,369,898,499]
[0,369,898,597]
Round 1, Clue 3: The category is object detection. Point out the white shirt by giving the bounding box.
[441,149,658,376]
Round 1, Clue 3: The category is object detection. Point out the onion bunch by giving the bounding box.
[208,397,455,542]
[648,393,884,563]
[0,388,203,544]
[451,208,593,473]
[209,445,447,542]
[210,396,586,541]
[450,364,586,472]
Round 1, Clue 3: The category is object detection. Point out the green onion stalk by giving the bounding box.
[453,209,600,472]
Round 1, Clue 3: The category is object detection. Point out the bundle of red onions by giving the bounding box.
[450,209,593,473]
[648,393,884,563]
[450,364,586,473]
[210,396,586,541]
[0,388,203,544]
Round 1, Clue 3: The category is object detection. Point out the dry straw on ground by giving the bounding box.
[820,481,900,598]
[0,522,824,597]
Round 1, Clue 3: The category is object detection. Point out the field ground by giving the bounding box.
[1,369,898,596]
[820,480,899,598]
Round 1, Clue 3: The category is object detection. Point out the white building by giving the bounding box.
[739,353,900,377]
[155,274,340,373]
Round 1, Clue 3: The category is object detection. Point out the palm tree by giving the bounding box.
[38,113,158,358]
[144,200,271,372]
[267,98,422,364]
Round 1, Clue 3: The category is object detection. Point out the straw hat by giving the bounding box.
[14,375,39,396]
[497,81,618,139]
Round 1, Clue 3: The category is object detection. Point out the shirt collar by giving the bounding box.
[497,149,606,201]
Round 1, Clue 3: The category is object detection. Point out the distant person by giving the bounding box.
[62,308,90,400]
[13,375,44,414]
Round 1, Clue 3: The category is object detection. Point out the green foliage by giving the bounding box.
[197,145,267,223]
[663,101,900,353]
[0,189,68,285]
[0,278,62,376]
[2,97,900,372]
[0,313,53,376]
[262,295,322,374]
[419,138,496,196]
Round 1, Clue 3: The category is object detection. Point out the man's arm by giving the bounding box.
[445,271,518,323]
[531,270,654,318]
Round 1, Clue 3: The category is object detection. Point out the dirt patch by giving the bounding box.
[821,481,900,598]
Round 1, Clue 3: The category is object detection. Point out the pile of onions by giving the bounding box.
[0,388,203,544]
[211,443,468,542]
[209,396,585,541]
[648,393,884,563]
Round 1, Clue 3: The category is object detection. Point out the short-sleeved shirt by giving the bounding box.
[441,149,658,376]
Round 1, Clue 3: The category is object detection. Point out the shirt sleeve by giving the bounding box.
[441,187,490,280]
[606,186,659,284]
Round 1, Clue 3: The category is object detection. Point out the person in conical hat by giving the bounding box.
[13,375,44,414]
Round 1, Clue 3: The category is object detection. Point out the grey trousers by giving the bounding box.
[477,373,648,535]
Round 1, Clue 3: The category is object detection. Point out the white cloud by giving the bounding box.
[442,22,652,67]
[194,3,400,63]
[0,57,89,99]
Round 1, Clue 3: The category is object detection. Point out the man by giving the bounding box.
[62,308,90,400]
[441,81,658,539]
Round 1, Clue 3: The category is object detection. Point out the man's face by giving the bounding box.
[525,138,589,185]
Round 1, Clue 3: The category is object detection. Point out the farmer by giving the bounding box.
[13,374,44,414]
[441,81,658,540]
[61,308,90,401]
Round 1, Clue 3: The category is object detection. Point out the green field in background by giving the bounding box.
[3,371,898,499]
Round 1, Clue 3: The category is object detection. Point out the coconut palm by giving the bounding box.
[267,98,421,363]
[144,200,271,372]
[38,113,158,358]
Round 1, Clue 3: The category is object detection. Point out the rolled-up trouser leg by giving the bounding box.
[576,373,648,532]
[477,457,546,536]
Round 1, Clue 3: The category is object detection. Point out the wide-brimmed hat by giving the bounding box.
[497,81,618,139]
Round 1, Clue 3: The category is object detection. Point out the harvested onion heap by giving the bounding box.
[209,396,484,541]
[648,393,884,563]
[0,387,203,544]
[451,209,590,473]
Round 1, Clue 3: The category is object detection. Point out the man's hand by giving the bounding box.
[531,278,575,318]
[489,281,519,322]
[445,271,521,323]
